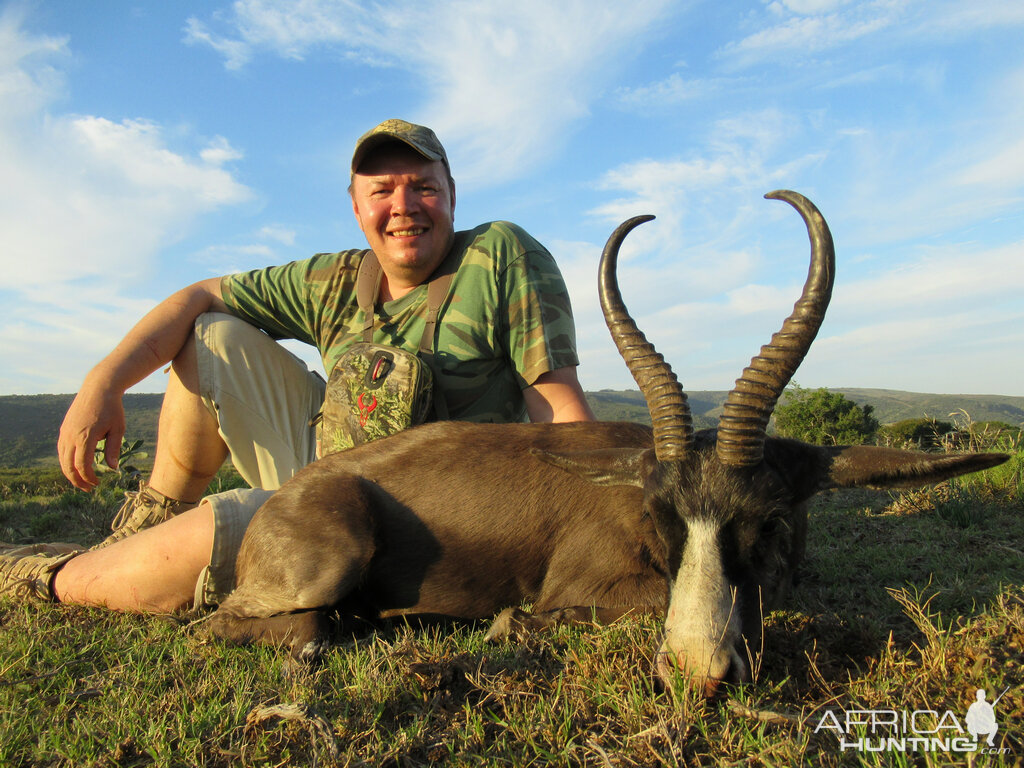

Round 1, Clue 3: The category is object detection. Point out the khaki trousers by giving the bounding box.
[191,312,325,605]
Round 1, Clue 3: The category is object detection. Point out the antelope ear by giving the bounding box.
[821,445,1010,490]
[531,447,656,488]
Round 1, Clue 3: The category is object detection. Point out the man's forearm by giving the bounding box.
[58,277,229,490]
[86,278,228,394]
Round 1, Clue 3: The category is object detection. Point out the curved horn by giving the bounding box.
[716,190,836,467]
[599,215,694,462]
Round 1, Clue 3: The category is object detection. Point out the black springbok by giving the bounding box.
[208,191,1008,695]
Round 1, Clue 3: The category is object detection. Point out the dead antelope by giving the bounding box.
[208,190,1008,696]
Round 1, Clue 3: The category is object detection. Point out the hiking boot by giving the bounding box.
[0,542,82,601]
[93,484,195,549]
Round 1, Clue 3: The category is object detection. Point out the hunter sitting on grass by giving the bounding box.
[1,119,594,612]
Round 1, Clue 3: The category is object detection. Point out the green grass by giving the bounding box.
[1,458,1022,766]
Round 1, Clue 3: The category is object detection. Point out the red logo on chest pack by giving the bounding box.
[358,392,377,426]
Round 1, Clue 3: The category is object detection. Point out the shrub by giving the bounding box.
[772,384,879,445]
[877,418,954,450]
[939,411,1022,453]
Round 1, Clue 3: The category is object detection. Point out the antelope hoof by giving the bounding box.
[484,607,531,642]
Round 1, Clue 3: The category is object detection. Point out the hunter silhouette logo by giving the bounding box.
[965,687,1007,747]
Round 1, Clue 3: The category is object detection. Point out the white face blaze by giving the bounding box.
[657,518,749,694]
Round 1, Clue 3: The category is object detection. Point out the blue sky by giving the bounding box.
[2,0,1023,398]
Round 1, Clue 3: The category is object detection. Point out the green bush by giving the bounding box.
[772,384,879,445]
[877,417,954,449]
[938,412,1022,453]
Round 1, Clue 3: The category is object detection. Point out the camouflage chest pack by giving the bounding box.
[315,250,456,457]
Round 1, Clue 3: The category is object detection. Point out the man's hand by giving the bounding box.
[55,277,227,491]
[59,385,127,491]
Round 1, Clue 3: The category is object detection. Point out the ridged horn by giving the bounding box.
[716,190,836,467]
[599,215,693,462]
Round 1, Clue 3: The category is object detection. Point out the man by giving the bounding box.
[1,119,594,612]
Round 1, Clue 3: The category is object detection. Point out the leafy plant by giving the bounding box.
[938,410,1022,453]
[772,384,879,445]
[93,437,149,488]
[877,417,954,450]
[885,410,1022,529]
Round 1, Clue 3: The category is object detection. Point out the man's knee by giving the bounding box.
[191,312,322,484]
[195,312,270,352]
[167,324,202,394]
[193,312,300,394]
[192,312,282,414]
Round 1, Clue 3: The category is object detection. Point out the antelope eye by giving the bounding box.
[760,515,780,537]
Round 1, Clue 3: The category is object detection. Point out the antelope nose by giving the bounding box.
[655,645,748,698]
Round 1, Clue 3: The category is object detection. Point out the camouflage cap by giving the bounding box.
[351,119,450,174]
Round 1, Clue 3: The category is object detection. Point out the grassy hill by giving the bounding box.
[2,388,1023,467]
[586,388,1024,430]
[830,387,1024,425]
[0,394,162,467]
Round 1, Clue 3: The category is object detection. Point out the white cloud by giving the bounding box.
[0,111,252,289]
[723,0,1024,69]
[802,307,1024,396]
[721,4,895,67]
[570,89,1024,395]
[950,69,1024,191]
[615,72,715,109]
[184,0,368,64]
[820,63,1024,248]
[571,233,1024,396]
[187,225,300,277]
[200,135,245,166]
[189,243,277,276]
[0,282,159,394]
[182,15,253,70]
[70,118,248,204]
[767,0,854,14]
[830,240,1024,318]
[955,138,1024,190]
[737,238,1024,394]
[0,5,67,122]
[584,109,823,296]
[185,0,675,186]
[911,1,1024,35]
[0,11,254,393]
[257,225,296,245]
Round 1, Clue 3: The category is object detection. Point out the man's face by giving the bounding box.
[350,144,456,292]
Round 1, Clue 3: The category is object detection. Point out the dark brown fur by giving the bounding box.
[210,421,665,656]
[208,419,1007,670]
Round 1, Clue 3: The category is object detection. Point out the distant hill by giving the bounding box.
[0,394,162,468]
[2,388,1023,467]
[828,388,1024,426]
[585,388,1024,430]
[585,390,726,430]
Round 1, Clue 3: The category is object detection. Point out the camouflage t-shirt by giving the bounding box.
[220,221,580,423]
